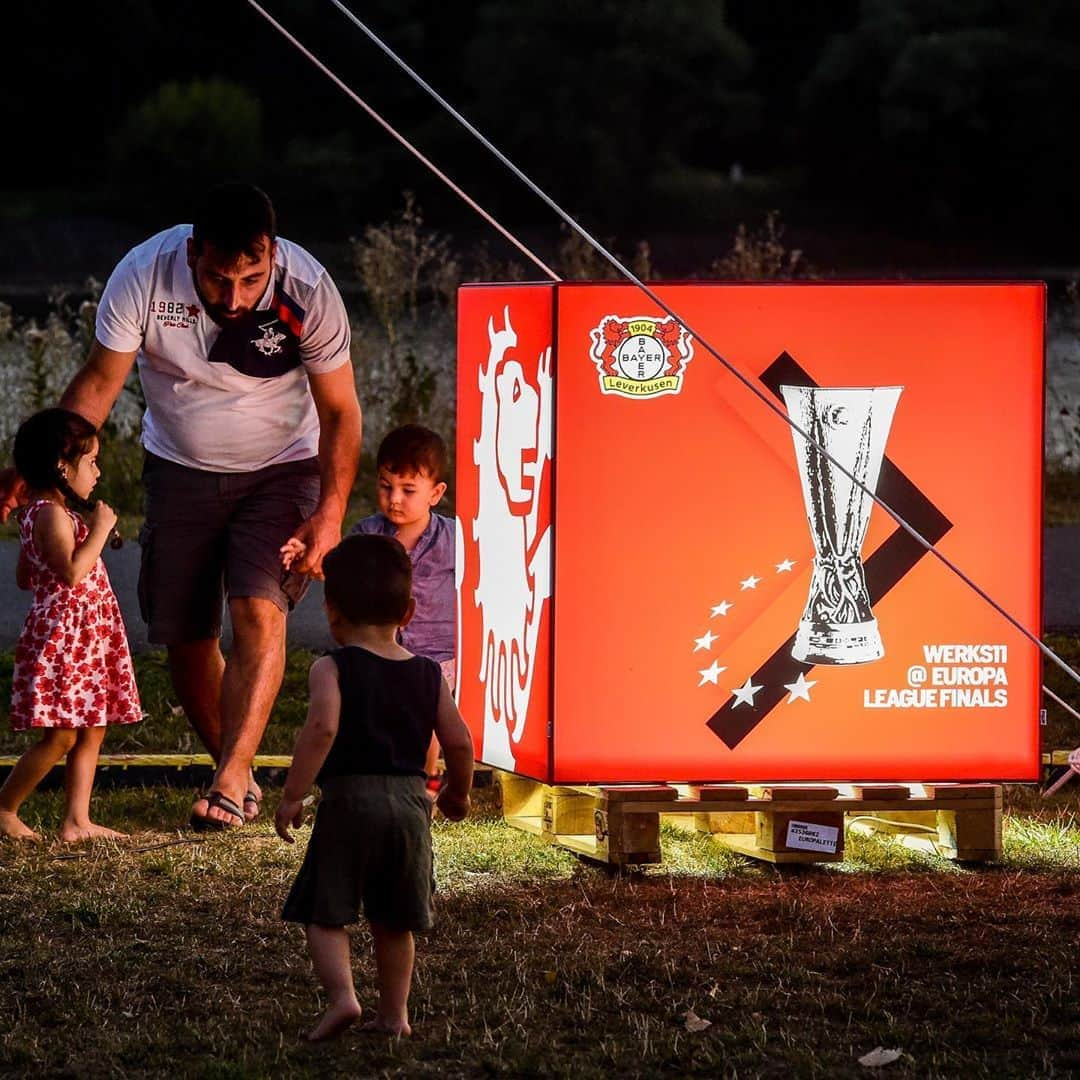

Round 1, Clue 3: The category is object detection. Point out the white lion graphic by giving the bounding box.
[469,306,552,770]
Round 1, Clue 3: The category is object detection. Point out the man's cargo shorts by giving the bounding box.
[137,452,320,645]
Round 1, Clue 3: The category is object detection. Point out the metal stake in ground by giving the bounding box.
[1042,747,1080,796]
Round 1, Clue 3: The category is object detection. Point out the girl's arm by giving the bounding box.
[15,547,31,590]
[33,502,115,587]
[275,656,341,842]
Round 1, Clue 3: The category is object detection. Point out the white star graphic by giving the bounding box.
[730,676,763,707]
[783,672,817,703]
[775,559,796,573]
[739,575,761,591]
[698,660,727,686]
[710,601,733,618]
[693,630,718,652]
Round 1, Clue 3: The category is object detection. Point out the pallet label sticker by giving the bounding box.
[786,819,841,853]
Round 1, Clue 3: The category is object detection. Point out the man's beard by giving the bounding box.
[203,299,251,323]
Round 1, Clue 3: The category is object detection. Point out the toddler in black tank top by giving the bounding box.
[318,645,442,781]
[275,534,474,1041]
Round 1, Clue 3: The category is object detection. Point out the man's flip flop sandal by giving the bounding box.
[189,791,246,832]
[243,791,261,818]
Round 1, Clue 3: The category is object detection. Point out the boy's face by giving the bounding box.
[377,466,446,529]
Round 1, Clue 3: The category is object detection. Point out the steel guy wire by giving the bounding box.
[321,0,1078,690]
[244,0,559,281]
[1042,686,1080,725]
[250,0,1080,695]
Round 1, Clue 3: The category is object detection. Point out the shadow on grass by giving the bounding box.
[1,781,1078,1077]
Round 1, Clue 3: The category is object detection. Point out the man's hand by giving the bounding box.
[285,510,341,579]
[274,795,308,843]
[436,787,471,822]
[0,469,27,523]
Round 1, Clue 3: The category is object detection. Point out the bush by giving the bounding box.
[109,79,262,196]
[0,284,145,518]
[710,211,817,280]
[1045,280,1080,472]
[349,195,460,514]
[552,224,658,283]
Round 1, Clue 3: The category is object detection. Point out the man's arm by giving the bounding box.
[59,338,139,427]
[287,362,362,578]
[0,338,137,521]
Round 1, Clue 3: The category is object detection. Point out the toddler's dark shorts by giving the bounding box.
[282,774,435,931]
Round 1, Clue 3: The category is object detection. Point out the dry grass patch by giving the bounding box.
[1,785,1078,1078]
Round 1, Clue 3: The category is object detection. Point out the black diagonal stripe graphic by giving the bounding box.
[707,353,953,750]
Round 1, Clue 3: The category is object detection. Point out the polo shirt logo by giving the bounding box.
[252,321,287,356]
[208,307,301,378]
[150,297,199,329]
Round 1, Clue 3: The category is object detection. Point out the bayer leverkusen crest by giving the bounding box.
[589,315,694,399]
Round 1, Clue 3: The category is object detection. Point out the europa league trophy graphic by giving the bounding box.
[781,385,902,664]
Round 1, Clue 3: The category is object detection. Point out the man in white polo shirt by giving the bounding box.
[61,183,361,829]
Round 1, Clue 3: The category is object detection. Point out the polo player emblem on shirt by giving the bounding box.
[251,321,287,356]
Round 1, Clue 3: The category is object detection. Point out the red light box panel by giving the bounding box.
[455,282,1044,784]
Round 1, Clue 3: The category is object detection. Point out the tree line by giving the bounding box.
[5,1,1080,254]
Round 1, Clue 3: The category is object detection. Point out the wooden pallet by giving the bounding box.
[499,773,1002,865]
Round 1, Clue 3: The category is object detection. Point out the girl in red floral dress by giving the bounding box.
[0,409,141,842]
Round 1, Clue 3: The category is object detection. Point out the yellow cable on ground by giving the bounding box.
[0,753,492,770]
[0,753,293,768]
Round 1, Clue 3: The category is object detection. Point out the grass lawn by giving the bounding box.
[0,637,1078,1077]
[0,650,320,758]
[0,782,1078,1078]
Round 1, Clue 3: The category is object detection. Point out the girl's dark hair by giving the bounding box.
[13,409,98,490]
[323,534,413,626]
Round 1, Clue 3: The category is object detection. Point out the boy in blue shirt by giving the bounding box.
[276,534,473,1040]
[281,424,455,792]
[351,425,455,791]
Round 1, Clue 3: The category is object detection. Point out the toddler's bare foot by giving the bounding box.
[307,999,362,1041]
[360,1015,412,1037]
[59,821,127,843]
[0,810,41,842]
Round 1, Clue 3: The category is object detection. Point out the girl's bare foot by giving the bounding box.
[0,810,41,842]
[59,822,127,843]
[360,1015,412,1037]
[307,999,362,1041]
